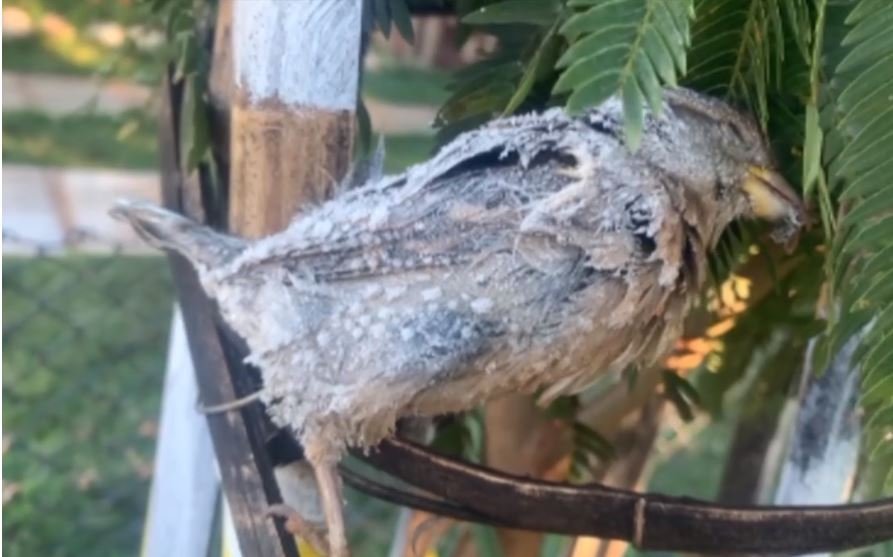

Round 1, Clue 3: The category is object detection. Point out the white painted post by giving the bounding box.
[227,2,365,555]
[767,334,862,557]
[229,0,364,238]
[233,0,362,111]
[141,307,219,557]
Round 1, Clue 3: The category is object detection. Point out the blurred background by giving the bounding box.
[0,2,802,556]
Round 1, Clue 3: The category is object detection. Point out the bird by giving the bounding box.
[112,87,804,557]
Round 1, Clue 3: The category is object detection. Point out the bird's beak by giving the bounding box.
[110,199,190,248]
[742,166,806,251]
[110,199,239,267]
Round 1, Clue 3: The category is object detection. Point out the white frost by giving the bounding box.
[470,298,494,314]
[421,287,442,301]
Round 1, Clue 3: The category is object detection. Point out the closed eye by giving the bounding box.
[725,121,747,144]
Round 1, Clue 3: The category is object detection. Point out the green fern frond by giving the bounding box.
[553,0,694,148]
[437,6,565,139]
[462,0,561,25]
[685,0,800,127]
[819,0,893,494]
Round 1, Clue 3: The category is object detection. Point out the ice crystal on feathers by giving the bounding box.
[115,90,807,555]
[113,88,801,464]
[470,298,494,314]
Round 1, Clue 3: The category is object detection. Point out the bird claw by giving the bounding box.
[266,503,330,556]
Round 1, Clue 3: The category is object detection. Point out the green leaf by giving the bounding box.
[560,1,646,38]
[539,535,572,557]
[389,0,415,43]
[782,0,813,61]
[573,423,615,461]
[802,103,823,197]
[463,0,559,26]
[821,0,893,495]
[664,371,701,422]
[374,0,392,38]
[471,525,505,557]
[179,74,210,172]
[502,23,562,115]
[861,331,893,387]
[462,411,486,463]
[356,98,373,156]
[684,0,791,127]
[622,78,644,148]
[864,374,893,409]
[555,0,692,144]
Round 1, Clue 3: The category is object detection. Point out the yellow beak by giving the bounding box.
[742,166,806,223]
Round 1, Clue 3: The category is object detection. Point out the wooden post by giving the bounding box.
[224,2,364,554]
[157,3,363,556]
[158,72,297,557]
[229,0,362,238]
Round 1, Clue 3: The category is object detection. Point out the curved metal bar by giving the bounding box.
[354,437,893,554]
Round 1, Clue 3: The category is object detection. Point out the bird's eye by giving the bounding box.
[725,121,747,144]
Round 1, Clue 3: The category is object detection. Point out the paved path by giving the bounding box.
[3,164,158,253]
[3,71,439,134]
[3,71,154,115]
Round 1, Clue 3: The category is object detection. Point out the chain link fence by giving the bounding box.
[2,228,403,556]
[3,229,173,556]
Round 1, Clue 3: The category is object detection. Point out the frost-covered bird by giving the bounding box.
[112,88,804,557]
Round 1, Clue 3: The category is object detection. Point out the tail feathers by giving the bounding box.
[110,199,244,268]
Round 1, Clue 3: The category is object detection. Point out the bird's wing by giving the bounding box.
[224,108,613,282]
[517,165,687,288]
[510,167,692,401]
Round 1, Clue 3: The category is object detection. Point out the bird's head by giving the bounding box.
[639,88,806,250]
[110,199,244,269]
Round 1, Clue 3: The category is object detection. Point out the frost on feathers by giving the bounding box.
[114,88,797,463]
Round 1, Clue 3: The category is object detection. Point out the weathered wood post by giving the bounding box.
[229,0,362,238]
[159,2,364,556]
[227,1,364,555]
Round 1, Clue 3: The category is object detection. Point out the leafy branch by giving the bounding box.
[441,0,893,497]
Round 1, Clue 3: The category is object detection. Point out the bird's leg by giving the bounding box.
[266,504,329,555]
[304,437,350,557]
[196,391,262,414]
[313,460,349,557]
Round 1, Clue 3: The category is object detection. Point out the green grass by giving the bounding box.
[4,35,90,75]
[2,109,433,174]
[647,419,734,501]
[3,255,173,557]
[3,110,158,169]
[2,35,161,81]
[0,254,403,556]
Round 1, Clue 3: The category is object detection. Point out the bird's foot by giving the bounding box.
[196,391,262,414]
[266,504,330,556]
